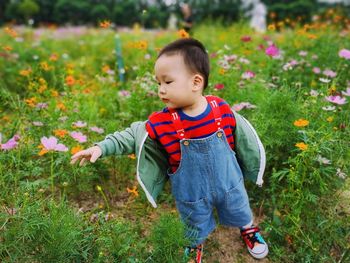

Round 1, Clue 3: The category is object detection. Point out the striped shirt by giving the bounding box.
[146,96,236,172]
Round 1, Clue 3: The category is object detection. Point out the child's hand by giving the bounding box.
[70,145,102,166]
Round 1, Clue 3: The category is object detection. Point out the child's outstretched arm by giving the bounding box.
[70,145,102,166]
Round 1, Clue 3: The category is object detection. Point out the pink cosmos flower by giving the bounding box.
[118,90,131,97]
[90,126,104,134]
[312,67,321,74]
[299,51,308,56]
[40,136,68,152]
[341,87,350,97]
[323,69,337,78]
[339,49,350,59]
[72,121,87,128]
[36,103,48,109]
[265,45,280,57]
[325,95,347,105]
[0,134,20,150]
[231,102,257,112]
[214,83,225,90]
[310,90,319,97]
[70,131,87,143]
[241,71,256,79]
[223,54,237,63]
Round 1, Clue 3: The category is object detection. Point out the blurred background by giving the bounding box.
[0,0,349,30]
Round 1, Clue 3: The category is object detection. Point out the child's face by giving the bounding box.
[155,54,200,109]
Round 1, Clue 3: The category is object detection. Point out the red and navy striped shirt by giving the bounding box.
[146,95,236,172]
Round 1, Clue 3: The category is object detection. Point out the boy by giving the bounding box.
[71,38,268,262]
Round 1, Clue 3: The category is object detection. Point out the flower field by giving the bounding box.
[0,18,349,262]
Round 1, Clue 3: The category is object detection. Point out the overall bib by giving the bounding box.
[168,98,253,246]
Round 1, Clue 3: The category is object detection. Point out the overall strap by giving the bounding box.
[206,96,222,130]
[168,108,186,139]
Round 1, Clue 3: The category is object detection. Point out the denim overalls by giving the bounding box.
[168,97,253,246]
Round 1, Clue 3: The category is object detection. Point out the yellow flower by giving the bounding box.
[219,68,226,75]
[19,69,32,77]
[96,185,102,192]
[268,24,276,31]
[326,116,334,122]
[40,61,50,71]
[128,154,136,160]
[293,119,309,127]
[295,142,308,151]
[177,29,189,38]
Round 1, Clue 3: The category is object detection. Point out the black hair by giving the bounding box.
[157,38,210,89]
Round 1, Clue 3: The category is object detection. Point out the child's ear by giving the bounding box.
[192,74,204,91]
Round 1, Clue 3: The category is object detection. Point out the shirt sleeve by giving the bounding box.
[145,120,157,140]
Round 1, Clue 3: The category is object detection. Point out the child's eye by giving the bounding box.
[165,81,172,84]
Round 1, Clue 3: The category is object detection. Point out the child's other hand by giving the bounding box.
[70,145,102,166]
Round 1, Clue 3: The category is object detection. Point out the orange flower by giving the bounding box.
[19,69,32,77]
[49,53,58,61]
[268,24,276,31]
[128,154,136,160]
[65,75,76,86]
[2,115,10,122]
[136,40,148,50]
[51,90,59,97]
[100,20,111,28]
[25,97,37,107]
[71,145,83,155]
[126,186,139,197]
[219,68,226,75]
[102,65,111,73]
[293,119,309,127]
[38,144,48,156]
[4,27,18,38]
[295,142,308,151]
[177,29,189,38]
[40,61,51,71]
[53,129,68,138]
[3,46,12,51]
[57,102,66,111]
[38,85,47,93]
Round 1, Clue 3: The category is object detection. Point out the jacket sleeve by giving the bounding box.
[95,121,144,157]
[233,111,266,186]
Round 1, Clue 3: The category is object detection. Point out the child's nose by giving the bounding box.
[158,85,166,94]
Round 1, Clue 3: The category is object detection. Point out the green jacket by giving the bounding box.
[96,111,266,208]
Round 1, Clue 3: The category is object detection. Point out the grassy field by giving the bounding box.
[0,18,349,262]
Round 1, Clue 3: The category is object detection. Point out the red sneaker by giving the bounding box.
[240,226,268,259]
[184,244,203,263]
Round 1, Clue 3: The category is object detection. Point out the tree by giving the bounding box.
[18,0,40,22]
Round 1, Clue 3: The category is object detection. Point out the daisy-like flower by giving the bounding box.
[310,90,319,97]
[32,121,44,127]
[39,136,68,155]
[325,95,347,105]
[294,119,309,127]
[299,51,308,56]
[322,106,336,111]
[336,168,346,179]
[231,102,257,112]
[338,49,350,59]
[317,155,331,165]
[323,69,337,78]
[295,142,308,151]
[1,134,20,150]
[72,121,87,128]
[100,20,111,28]
[342,87,350,96]
[265,44,280,57]
[70,131,87,143]
[90,126,104,134]
[177,29,189,38]
[319,78,331,83]
[118,90,131,98]
[240,35,252,42]
[241,70,255,79]
[312,67,321,74]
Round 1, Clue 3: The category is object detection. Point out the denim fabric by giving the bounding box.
[168,130,253,246]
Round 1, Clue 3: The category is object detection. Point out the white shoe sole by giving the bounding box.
[249,244,269,259]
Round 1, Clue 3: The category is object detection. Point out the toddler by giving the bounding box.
[71,38,268,262]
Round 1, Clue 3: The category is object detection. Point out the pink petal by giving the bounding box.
[41,136,58,150]
[55,143,68,152]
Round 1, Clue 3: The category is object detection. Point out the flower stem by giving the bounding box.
[50,153,54,195]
